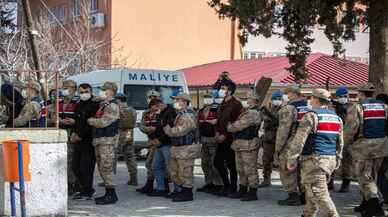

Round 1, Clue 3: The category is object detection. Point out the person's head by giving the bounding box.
[218,80,236,99]
[284,86,302,101]
[100,82,117,100]
[358,83,375,101]
[246,92,260,108]
[22,80,41,99]
[219,71,230,80]
[310,88,331,109]
[148,98,163,113]
[62,80,77,98]
[271,91,283,107]
[203,92,213,106]
[115,93,127,103]
[79,83,92,101]
[171,93,191,110]
[335,86,349,104]
[146,90,161,104]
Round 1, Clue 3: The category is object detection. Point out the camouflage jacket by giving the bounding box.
[88,99,120,146]
[275,102,298,154]
[262,104,281,142]
[344,101,388,160]
[287,108,344,166]
[14,100,41,127]
[164,109,197,138]
[228,109,262,151]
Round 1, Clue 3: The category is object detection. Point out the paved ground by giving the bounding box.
[68,160,383,217]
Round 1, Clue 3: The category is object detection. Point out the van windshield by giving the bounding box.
[124,85,183,110]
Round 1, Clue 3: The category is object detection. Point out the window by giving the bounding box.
[124,85,182,110]
[73,0,80,17]
[90,0,98,12]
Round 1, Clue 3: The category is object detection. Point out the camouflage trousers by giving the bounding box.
[95,144,115,188]
[169,144,200,188]
[262,140,276,179]
[279,153,299,193]
[146,147,156,180]
[122,143,137,176]
[336,143,353,180]
[235,149,259,188]
[354,158,384,200]
[67,143,78,188]
[301,156,339,217]
[201,143,223,186]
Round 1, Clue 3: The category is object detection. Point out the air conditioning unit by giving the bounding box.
[90,13,105,28]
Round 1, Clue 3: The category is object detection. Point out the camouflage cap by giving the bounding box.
[146,90,161,98]
[284,86,301,94]
[247,92,260,101]
[311,88,331,102]
[101,82,118,94]
[171,93,191,102]
[24,80,41,92]
[358,83,376,93]
[63,79,77,88]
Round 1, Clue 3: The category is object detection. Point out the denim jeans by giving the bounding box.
[153,145,171,190]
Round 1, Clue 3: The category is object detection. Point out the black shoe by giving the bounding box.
[355,199,368,213]
[136,179,154,194]
[95,188,118,205]
[361,198,386,217]
[328,179,334,191]
[72,189,95,201]
[207,185,223,194]
[172,187,193,202]
[240,188,257,201]
[197,184,214,192]
[338,179,350,193]
[98,182,105,187]
[228,185,247,199]
[278,193,302,206]
[165,191,179,199]
[147,189,169,197]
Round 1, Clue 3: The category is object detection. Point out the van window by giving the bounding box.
[124,85,182,110]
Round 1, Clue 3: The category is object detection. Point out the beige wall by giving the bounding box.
[111,0,241,70]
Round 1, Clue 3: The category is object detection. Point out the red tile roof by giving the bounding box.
[182,53,368,87]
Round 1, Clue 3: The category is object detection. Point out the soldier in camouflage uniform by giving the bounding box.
[164,93,199,202]
[227,92,262,201]
[287,89,343,217]
[116,93,138,186]
[259,91,283,188]
[88,82,120,205]
[197,92,223,193]
[344,83,388,217]
[136,90,161,194]
[14,80,46,128]
[276,86,309,206]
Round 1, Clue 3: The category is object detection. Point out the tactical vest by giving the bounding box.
[232,111,259,140]
[171,111,195,146]
[361,99,386,139]
[302,109,341,156]
[198,103,218,137]
[27,97,47,128]
[58,96,79,119]
[289,100,309,122]
[94,100,119,138]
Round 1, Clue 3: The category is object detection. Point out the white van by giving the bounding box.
[68,68,190,148]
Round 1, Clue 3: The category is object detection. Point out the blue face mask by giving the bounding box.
[218,90,226,98]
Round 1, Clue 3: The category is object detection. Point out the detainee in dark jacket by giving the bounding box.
[70,83,100,200]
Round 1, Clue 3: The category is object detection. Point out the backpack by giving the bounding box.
[119,103,137,129]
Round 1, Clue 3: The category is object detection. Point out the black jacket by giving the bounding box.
[73,97,100,150]
[150,104,177,146]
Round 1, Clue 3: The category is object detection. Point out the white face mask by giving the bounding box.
[203,98,213,105]
[21,89,28,98]
[173,102,182,110]
[214,98,223,104]
[80,93,91,101]
[272,100,283,106]
[282,95,289,103]
[241,101,249,108]
[62,89,70,97]
[218,89,227,98]
[338,97,348,104]
[99,90,107,99]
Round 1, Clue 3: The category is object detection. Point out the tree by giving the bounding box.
[209,0,387,93]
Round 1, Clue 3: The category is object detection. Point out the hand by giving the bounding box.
[70,133,81,144]
[273,152,280,166]
[64,118,75,125]
[87,118,94,125]
[149,126,156,132]
[287,162,297,172]
[163,125,171,132]
[216,134,226,143]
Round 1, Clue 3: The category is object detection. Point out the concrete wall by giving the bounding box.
[0,129,68,217]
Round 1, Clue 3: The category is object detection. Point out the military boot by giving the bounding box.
[240,188,258,201]
[127,173,138,186]
[355,199,368,213]
[361,198,386,217]
[228,185,247,199]
[278,193,303,206]
[338,179,350,193]
[172,187,194,202]
[258,176,272,188]
[136,179,154,194]
[95,188,118,205]
[197,183,214,192]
